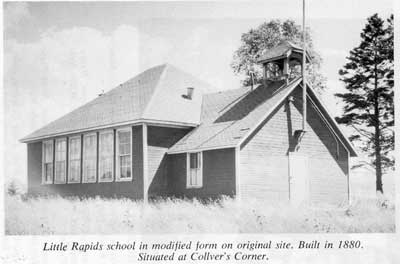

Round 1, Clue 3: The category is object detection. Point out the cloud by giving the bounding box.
[139,33,174,69]
[4,2,32,31]
[5,25,140,115]
[4,25,140,183]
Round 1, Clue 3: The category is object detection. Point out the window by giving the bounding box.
[186,152,203,188]
[54,138,67,183]
[99,130,114,182]
[42,140,54,184]
[83,133,97,183]
[68,136,81,183]
[116,128,132,181]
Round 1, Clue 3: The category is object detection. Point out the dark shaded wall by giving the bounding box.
[147,126,191,198]
[167,148,236,199]
[27,125,144,199]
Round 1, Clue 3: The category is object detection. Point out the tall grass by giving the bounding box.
[5,194,394,235]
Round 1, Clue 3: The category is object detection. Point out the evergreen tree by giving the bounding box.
[336,14,394,193]
[231,19,326,90]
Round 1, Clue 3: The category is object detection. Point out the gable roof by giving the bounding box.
[257,41,311,64]
[168,78,302,153]
[168,78,357,157]
[21,64,214,142]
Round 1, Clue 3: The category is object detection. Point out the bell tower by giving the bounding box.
[257,41,310,84]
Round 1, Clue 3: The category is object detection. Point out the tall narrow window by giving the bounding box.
[54,138,67,183]
[83,133,97,183]
[42,140,54,184]
[116,128,132,181]
[186,152,203,188]
[68,136,81,183]
[99,130,114,182]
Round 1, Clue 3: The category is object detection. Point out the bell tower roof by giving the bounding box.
[257,41,311,64]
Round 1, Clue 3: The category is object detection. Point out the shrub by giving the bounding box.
[6,180,24,196]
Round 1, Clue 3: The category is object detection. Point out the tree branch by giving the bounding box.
[351,124,374,140]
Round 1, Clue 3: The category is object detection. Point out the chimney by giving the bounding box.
[186,87,194,100]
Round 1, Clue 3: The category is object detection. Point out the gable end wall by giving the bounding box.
[240,86,349,205]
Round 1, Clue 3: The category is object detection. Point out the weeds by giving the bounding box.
[4,194,395,235]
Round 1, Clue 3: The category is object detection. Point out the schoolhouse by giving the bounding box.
[21,41,357,205]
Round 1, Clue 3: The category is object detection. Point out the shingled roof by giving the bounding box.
[168,77,357,157]
[21,64,214,142]
[257,41,311,64]
[168,78,302,153]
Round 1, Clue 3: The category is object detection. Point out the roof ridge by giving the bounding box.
[204,85,251,97]
[141,63,169,118]
[21,63,170,142]
[234,78,301,147]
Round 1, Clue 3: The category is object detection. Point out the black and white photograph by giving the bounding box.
[1,0,398,263]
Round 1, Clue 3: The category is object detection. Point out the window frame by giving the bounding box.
[186,151,203,189]
[116,127,133,182]
[54,137,67,184]
[82,132,98,183]
[68,135,81,184]
[98,129,114,183]
[42,139,54,184]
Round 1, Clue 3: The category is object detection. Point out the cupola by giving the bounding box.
[258,41,311,83]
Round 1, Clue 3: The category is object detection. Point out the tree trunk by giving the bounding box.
[374,59,383,194]
[374,108,383,194]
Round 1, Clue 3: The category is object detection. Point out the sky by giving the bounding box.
[3,1,395,196]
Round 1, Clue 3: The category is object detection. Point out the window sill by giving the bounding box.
[116,178,133,182]
[186,186,203,189]
[98,179,114,183]
[67,181,81,184]
[54,181,67,184]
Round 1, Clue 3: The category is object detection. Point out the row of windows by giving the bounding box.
[42,128,132,184]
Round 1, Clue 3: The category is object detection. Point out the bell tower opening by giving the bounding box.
[258,41,310,84]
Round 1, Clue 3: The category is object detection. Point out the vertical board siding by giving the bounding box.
[27,126,144,199]
[240,86,349,205]
[147,126,190,198]
[167,148,236,199]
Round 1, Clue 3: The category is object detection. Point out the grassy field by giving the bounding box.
[5,193,395,235]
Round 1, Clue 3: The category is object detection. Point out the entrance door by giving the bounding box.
[288,153,309,206]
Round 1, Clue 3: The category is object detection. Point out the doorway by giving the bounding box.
[288,152,309,206]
